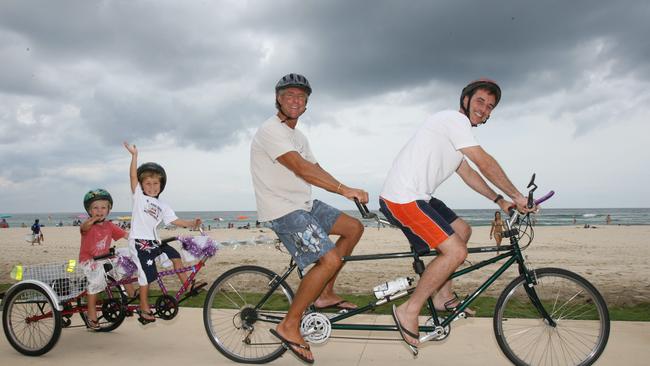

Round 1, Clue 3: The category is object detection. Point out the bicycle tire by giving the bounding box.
[203,265,294,364]
[2,283,62,356]
[494,267,610,366]
[78,275,128,332]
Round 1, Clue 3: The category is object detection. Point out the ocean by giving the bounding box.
[1,208,648,229]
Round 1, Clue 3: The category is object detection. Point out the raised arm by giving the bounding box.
[123,141,138,193]
[276,151,369,203]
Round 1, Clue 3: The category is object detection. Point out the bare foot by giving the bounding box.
[394,304,419,347]
[275,323,313,362]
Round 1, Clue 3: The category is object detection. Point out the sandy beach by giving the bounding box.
[1,225,649,306]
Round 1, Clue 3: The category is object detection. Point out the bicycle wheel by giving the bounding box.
[494,268,610,366]
[203,265,294,364]
[78,276,128,332]
[2,283,62,356]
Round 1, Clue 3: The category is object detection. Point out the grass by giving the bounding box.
[1,283,648,321]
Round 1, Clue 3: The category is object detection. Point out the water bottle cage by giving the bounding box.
[502,229,518,238]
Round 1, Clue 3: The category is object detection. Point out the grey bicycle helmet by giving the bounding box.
[275,73,312,95]
[83,188,113,214]
[460,78,501,118]
[137,162,167,193]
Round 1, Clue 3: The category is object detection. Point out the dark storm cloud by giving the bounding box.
[243,0,650,101]
[0,0,648,196]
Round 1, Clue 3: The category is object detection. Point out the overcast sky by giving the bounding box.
[1,0,648,214]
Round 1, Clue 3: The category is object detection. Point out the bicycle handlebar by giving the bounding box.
[354,198,378,219]
[534,190,555,206]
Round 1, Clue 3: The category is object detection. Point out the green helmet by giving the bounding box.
[83,188,113,214]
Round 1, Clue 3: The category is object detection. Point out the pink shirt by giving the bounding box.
[79,221,127,263]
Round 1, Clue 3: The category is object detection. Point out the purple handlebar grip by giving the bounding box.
[534,190,555,205]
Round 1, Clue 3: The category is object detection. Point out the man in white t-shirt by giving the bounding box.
[379,79,534,352]
[250,73,368,363]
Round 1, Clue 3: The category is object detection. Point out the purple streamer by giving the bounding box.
[117,255,137,277]
[179,235,218,259]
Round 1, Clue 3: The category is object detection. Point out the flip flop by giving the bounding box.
[87,319,101,330]
[137,310,156,325]
[313,300,357,311]
[391,305,419,355]
[436,292,476,316]
[269,329,314,364]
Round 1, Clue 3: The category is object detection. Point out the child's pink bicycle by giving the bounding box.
[1,234,218,356]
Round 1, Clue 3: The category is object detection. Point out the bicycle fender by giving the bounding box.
[5,280,64,311]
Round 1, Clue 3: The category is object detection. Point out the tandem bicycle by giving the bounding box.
[202,175,610,366]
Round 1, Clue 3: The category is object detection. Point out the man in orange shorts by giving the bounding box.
[379,79,534,351]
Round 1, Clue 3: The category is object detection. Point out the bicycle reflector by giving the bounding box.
[10,265,23,281]
[66,260,76,273]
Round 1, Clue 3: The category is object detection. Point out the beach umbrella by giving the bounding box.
[117,216,132,221]
[76,214,89,219]
[0,214,11,219]
[236,215,249,220]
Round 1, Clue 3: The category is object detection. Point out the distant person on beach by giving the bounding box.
[79,188,136,329]
[0,218,8,228]
[573,216,577,225]
[379,79,535,351]
[250,73,369,363]
[606,214,612,225]
[489,211,505,253]
[30,219,44,245]
[124,142,204,325]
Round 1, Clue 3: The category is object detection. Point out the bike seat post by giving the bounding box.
[412,252,425,275]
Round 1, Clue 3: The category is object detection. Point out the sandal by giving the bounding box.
[190,280,208,295]
[87,319,101,330]
[138,310,156,325]
[269,329,314,364]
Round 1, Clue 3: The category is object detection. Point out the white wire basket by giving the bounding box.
[11,260,88,301]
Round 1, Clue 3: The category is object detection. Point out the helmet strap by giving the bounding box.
[462,93,489,127]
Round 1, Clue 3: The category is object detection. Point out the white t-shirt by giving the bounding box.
[129,184,178,240]
[250,115,317,222]
[381,110,479,203]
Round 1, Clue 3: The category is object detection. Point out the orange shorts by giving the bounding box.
[379,197,457,254]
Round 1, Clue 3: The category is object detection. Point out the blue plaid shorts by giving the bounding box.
[269,200,342,270]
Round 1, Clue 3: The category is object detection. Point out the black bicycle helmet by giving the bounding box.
[83,188,114,214]
[137,162,167,193]
[275,73,312,95]
[460,78,502,118]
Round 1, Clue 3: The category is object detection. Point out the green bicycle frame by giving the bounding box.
[255,211,556,334]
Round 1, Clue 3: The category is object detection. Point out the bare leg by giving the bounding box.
[276,250,342,362]
[313,214,363,308]
[395,234,468,346]
[171,258,188,286]
[432,219,471,309]
[87,293,97,322]
[139,284,154,319]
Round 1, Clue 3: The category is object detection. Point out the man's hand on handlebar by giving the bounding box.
[341,187,369,204]
[506,196,536,215]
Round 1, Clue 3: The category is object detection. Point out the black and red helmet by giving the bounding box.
[460,78,501,117]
